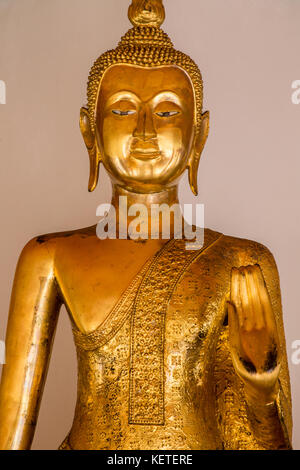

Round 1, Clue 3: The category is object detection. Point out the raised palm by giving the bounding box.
[228,264,281,400]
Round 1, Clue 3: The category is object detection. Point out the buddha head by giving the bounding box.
[80,0,209,196]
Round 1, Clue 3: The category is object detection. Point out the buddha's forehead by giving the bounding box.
[98,64,195,103]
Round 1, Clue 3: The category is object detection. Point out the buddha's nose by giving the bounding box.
[133,106,157,141]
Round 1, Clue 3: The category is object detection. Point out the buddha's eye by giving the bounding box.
[156,111,180,118]
[112,109,136,116]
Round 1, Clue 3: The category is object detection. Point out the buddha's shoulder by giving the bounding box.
[19,225,98,261]
[205,228,277,268]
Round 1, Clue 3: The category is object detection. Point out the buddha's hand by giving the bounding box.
[227,265,281,406]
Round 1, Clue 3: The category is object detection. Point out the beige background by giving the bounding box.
[0,0,299,450]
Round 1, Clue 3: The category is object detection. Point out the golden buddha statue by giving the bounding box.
[0,0,292,450]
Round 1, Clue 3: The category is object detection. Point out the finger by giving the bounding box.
[254,265,282,366]
[230,268,239,303]
[231,268,244,328]
[253,265,277,334]
[239,268,253,331]
[227,301,240,353]
[245,266,265,330]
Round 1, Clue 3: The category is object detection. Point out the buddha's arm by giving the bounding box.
[0,238,61,450]
[214,245,292,450]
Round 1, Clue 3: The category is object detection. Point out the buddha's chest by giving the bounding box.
[74,239,231,427]
[55,238,166,333]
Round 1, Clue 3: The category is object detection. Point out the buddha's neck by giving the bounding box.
[111,185,182,239]
[111,185,179,209]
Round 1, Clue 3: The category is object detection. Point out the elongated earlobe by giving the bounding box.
[188,111,210,196]
[88,143,100,192]
[80,107,101,192]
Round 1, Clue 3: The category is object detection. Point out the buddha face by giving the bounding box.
[95,64,196,193]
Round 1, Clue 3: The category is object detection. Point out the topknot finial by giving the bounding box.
[128,0,165,28]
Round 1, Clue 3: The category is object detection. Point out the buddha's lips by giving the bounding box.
[130,139,161,160]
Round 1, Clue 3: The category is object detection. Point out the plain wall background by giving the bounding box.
[0,0,299,450]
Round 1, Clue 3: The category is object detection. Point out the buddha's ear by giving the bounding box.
[80,107,100,192]
[188,111,210,196]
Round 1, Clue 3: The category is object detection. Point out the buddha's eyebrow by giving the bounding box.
[105,91,140,107]
[151,91,182,107]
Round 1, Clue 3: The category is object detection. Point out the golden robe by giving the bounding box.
[59,229,292,450]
